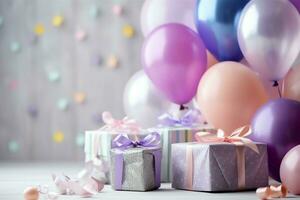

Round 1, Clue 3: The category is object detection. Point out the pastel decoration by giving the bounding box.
[283,65,300,102]
[0,16,4,27]
[53,131,64,143]
[206,51,218,69]
[57,98,69,111]
[75,30,87,41]
[34,23,45,36]
[112,4,123,16]
[24,187,39,200]
[8,140,19,153]
[76,133,85,147]
[47,71,60,82]
[8,80,18,90]
[92,112,103,124]
[27,105,38,118]
[74,92,86,104]
[10,42,21,53]
[106,55,119,69]
[52,15,64,27]
[91,55,102,66]
[122,24,134,38]
[89,6,100,18]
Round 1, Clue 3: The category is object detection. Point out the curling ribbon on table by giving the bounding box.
[112,132,162,190]
[185,125,259,190]
[158,109,201,127]
[52,158,107,197]
[256,185,287,199]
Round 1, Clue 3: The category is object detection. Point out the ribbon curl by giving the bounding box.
[52,158,108,197]
[158,109,202,127]
[256,185,288,199]
[101,111,140,133]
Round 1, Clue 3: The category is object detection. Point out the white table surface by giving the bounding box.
[0,162,298,200]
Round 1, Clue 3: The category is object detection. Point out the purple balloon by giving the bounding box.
[251,99,300,181]
[290,0,300,12]
[142,23,207,105]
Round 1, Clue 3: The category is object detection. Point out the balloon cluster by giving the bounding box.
[123,0,300,192]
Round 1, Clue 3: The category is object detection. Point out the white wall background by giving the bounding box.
[0,0,144,161]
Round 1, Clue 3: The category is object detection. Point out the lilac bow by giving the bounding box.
[158,109,201,127]
[112,132,161,190]
[112,132,161,148]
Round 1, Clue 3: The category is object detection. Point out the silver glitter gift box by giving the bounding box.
[172,142,269,192]
[110,147,162,191]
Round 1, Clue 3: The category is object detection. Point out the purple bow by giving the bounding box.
[112,132,161,148]
[158,109,201,127]
[112,132,161,190]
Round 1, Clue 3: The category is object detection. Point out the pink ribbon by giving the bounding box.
[52,158,107,197]
[186,125,259,190]
[256,185,288,199]
[101,111,141,134]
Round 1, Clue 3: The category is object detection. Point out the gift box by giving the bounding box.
[171,129,269,192]
[110,133,162,191]
[84,112,145,182]
[150,109,214,182]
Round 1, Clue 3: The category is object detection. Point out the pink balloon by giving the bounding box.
[142,24,207,105]
[280,145,300,195]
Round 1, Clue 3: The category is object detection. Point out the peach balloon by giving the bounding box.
[283,65,300,102]
[206,50,218,69]
[196,62,268,134]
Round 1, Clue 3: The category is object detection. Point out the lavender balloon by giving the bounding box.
[290,0,300,12]
[142,24,207,105]
[251,99,300,181]
[238,0,300,82]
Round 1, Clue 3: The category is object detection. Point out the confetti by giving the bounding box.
[47,71,60,82]
[34,23,45,36]
[0,16,3,27]
[88,6,100,18]
[53,131,64,143]
[75,133,85,147]
[8,80,18,90]
[73,92,86,104]
[112,4,123,16]
[75,30,87,41]
[27,105,38,118]
[52,15,64,27]
[92,112,103,124]
[8,140,19,153]
[106,55,119,69]
[91,55,102,66]
[10,42,21,53]
[122,24,135,38]
[57,98,69,111]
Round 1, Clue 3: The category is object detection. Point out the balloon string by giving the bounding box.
[273,81,282,98]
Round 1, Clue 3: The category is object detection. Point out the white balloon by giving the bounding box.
[140,0,196,37]
[123,70,173,128]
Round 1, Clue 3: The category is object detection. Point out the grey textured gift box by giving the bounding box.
[110,147,161,191]
[172,142,268,192]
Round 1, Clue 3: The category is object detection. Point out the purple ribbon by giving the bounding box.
[158,109,201,127]
[112,132,161,190]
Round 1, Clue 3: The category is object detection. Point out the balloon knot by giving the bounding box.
[272,81,279,87]
[179,105,188,110]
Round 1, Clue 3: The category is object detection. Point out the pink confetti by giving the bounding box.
[75,30,87,41]
[112,4,123,16]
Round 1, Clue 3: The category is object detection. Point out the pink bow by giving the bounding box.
[256,185,288,199]
[101,111,140,133]
[195,125,259,153]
